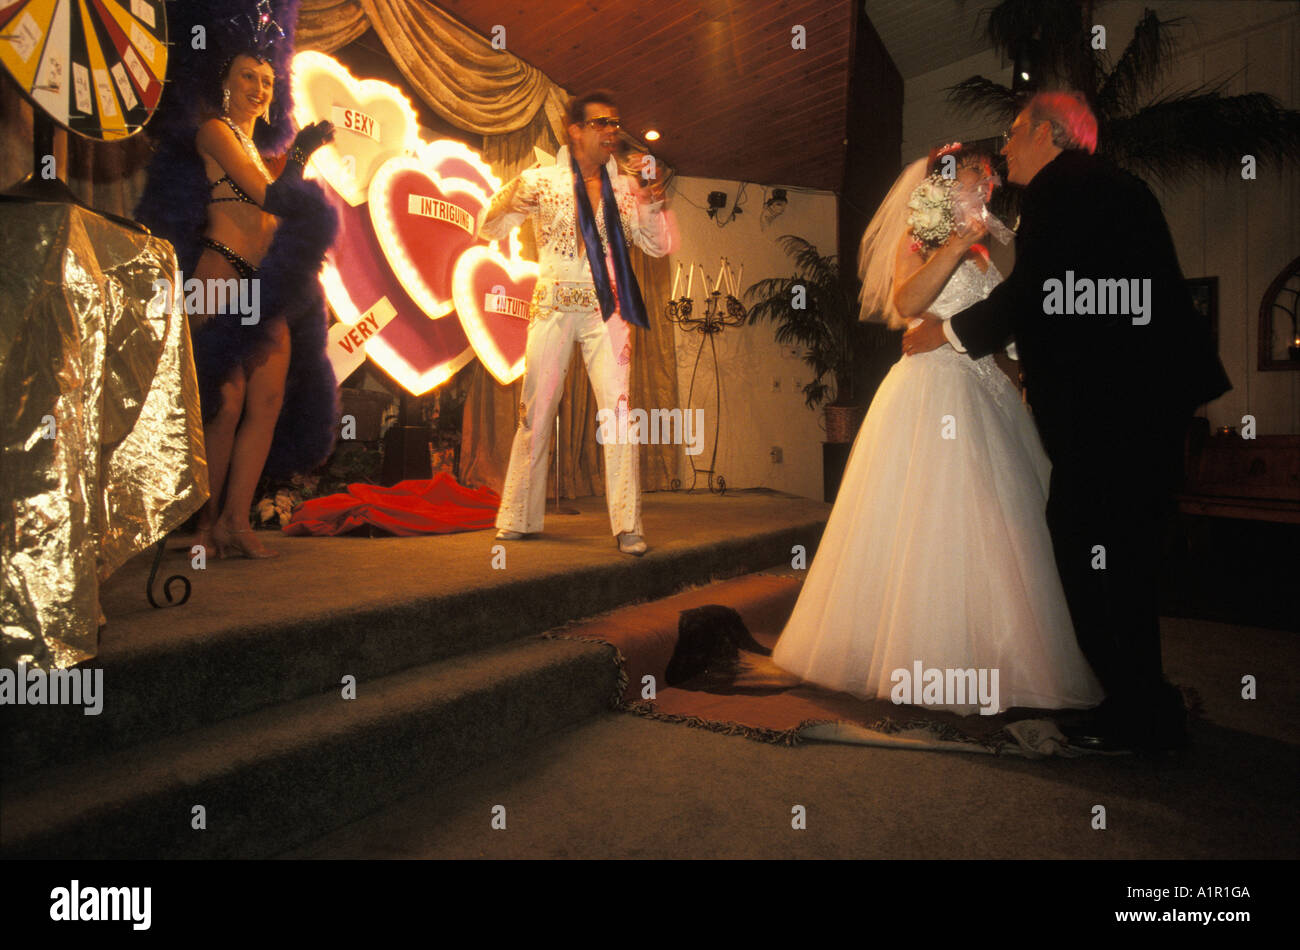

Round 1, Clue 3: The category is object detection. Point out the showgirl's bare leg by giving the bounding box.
[191,250,247,555]
[215,317,290,558]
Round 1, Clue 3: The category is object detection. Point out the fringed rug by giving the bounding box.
[544,573,1183,758]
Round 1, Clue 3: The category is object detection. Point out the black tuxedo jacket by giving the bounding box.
[948,150,1231,465]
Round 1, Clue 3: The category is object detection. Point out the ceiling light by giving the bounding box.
[644,130,660,141]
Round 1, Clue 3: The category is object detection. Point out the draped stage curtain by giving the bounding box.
[0,0,680,498]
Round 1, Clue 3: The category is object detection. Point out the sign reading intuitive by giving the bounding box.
[291,52,539,393]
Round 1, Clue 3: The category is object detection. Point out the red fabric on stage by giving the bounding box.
[282,473,500,536]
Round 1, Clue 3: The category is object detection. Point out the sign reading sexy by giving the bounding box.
[290,51,538,392]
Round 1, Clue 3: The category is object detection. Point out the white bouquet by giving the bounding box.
[906,175,957,249]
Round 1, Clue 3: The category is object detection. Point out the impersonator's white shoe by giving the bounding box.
[617,533,647,556]
[495,529,525,540]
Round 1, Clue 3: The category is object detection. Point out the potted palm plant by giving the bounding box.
[948,0,1300,182]
[745,235,888,443]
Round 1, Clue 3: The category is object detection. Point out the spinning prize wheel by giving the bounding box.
[1,0,167,140]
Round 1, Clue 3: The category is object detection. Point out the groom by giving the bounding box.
[903,92,1230,752]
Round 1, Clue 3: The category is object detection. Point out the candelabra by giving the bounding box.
[664,258,747,493]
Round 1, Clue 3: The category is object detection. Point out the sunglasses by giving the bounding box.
[583,116,621,131]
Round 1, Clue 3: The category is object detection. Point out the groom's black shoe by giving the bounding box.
[1060,717,1135,754]
[1060,693,1187,756]
[1075,724,1186,756]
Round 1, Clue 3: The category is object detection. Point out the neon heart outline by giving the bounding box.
[319,196,474,396]
[364,322,477,396]
[415,138,522,259]
[451,245,539,386]
[289,51,534,393]
[290,50,422,207]
[417,139,502,200]
[369,156,492,321]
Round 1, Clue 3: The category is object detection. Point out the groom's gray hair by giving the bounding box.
[1026,91,1098,154]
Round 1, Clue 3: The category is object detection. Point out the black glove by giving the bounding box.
[289,120,335,165]
[264,121,335,216]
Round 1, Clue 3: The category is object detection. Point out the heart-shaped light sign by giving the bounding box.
[365,303,478,395]
[412,138,523,258]
[291,50,538,396]
[417,139,501,204]
[417,138,522,260]
[320,189,474,395]
[369,156,492,320]
[451,246,539,385]
[291,50,421,206]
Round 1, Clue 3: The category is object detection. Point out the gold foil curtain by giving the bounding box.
[0,204,208,668]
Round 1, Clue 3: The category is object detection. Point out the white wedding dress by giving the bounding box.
[772,257,1104,714]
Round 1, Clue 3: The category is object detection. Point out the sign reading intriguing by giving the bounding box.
[292,51,540,393]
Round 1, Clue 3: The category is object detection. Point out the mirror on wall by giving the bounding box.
[1258,255,1300,371]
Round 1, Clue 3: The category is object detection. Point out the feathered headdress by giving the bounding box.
[222,0,288,63]
[149,0,300,152]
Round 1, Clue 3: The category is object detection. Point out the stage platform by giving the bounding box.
[0,488,829,859]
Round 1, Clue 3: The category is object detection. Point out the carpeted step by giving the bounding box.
[0,636,617,860]
[269,568,812,858]
[3,506,825,777]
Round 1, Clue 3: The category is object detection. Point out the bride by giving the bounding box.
[771,144,1104,715]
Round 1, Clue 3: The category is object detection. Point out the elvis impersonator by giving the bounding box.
[478,90,676,556]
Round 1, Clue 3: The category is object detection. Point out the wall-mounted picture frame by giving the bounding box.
[1187,276,1219,353]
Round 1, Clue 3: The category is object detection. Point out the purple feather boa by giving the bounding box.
[134,128,340,479]
[133,0,341,479]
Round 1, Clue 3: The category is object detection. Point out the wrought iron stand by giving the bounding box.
[665,260,747,494]
[146,537,192,609]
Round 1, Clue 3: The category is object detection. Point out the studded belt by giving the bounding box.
[532,281,600,314]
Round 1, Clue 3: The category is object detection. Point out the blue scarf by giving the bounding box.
[571,153,649,330]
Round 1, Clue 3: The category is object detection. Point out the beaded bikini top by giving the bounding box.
[208,116,271,206]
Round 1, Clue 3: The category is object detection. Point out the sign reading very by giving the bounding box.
[327,297,398,381]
